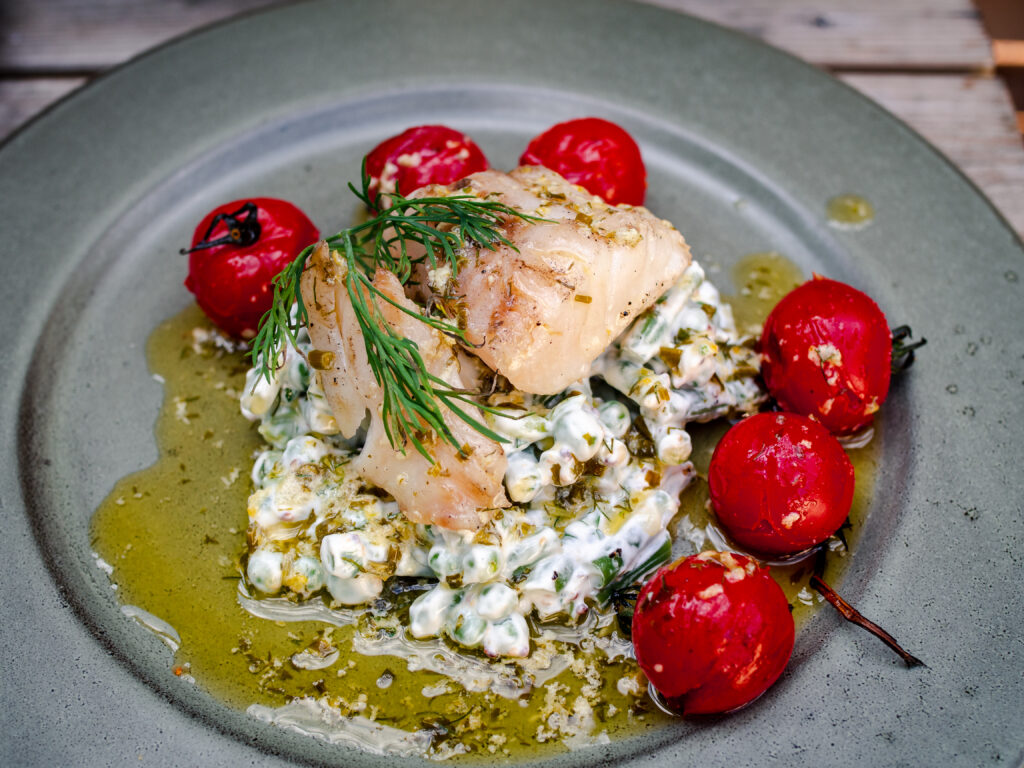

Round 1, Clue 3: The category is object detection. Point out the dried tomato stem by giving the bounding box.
[891,324,926,373]
[810,575,925,668]
[180,201,262,254]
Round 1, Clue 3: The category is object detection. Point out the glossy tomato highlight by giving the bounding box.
[759,276,892,435]
[709,412,855,556]
[184,198,318,339]
[631,551,794,715]
[519,117,646,206]
[365,125,488,206]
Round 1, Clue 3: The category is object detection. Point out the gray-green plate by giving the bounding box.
[2,0,1022,765]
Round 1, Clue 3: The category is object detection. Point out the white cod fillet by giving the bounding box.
[411,166,692,394]
[301,242,509,531]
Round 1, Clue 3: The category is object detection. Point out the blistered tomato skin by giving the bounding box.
[365,125,488,206]
[519,117,647,206]
[631,552,795,715]
[184,198,318,339]
[759,276,892,435]
[709,412,855,556]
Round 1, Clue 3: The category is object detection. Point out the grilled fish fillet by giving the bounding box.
[302,242,508,530]
[410,166,692,393]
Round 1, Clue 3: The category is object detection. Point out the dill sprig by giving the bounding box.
[596,536,672,607]
[250,162,545,460]
[595,537,672,638]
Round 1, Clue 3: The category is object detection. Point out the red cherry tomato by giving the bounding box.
[519,117,646,206]
[759,276,892,435]
[631,551,794,715]
[183,198,318,339]
[365,125,489,206]
[708,412,855,556]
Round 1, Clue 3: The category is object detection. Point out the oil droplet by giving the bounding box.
[826,194,874,230]
[946,384,958,394]
[724,251,805,335]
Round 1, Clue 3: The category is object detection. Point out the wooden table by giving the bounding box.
[3,0,1023,235]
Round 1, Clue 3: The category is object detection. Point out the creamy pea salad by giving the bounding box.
[239,260,762,660]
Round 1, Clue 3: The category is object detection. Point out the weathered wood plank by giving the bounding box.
[0,0,289,72]
[0,0,994,73]
[841,73,1024,235]
[645,0,993,70]
[0,79,87,142]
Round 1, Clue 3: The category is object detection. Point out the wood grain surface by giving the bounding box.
[1,0,1021,235]
[0,0,289,71]
[648,0,993,69]
[0,0,993,71]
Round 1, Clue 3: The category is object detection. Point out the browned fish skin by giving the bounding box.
[302,242,377,436]
[412,166,692,394]
[301,242,509,530]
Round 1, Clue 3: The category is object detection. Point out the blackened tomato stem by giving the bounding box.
[891,325,926,373]
[810,574,926,668]
[180,201,262,254]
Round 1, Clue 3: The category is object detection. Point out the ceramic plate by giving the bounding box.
[2,1,1022,765]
